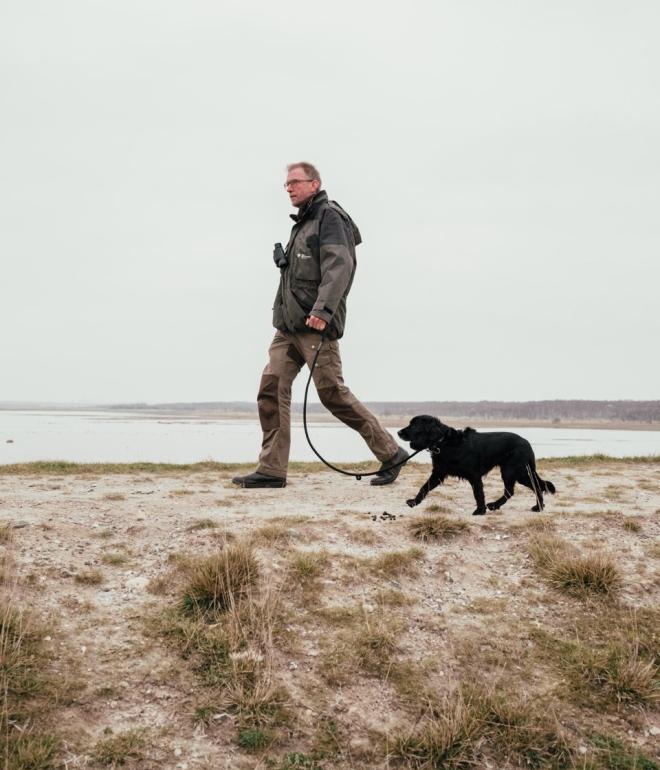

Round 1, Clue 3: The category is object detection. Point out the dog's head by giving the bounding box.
[398,415,459,451]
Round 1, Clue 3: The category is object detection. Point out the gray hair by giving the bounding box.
[286,162,321,185]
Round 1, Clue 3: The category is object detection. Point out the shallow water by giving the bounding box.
[1,410,658,465]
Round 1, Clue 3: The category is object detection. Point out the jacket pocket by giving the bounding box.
[291,279,318,313]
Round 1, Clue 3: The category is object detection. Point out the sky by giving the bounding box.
[1,0,658,405]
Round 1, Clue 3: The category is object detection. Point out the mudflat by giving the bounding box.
[1,459,659,769]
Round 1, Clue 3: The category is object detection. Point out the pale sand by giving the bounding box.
[1,460,658,768]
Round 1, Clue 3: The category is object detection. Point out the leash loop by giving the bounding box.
[303,333,422,480]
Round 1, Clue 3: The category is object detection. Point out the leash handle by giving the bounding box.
[302,336,422,479]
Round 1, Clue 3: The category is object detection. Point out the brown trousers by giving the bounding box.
[256,331,398,478]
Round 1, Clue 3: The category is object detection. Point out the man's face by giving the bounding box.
[285,167,319,208]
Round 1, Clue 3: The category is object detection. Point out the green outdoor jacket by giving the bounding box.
[272,190,362,340]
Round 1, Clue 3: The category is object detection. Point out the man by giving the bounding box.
[232,162,408,489]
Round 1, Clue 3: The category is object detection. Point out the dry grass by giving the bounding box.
[622,517,642,533]
[529,534,622,596]
[74,568,104,585]
[287,549,330,583]
[1,456,659,477]
[103,492,125,501]
[319,611,403,684]
[101,552,130,567]
[367,547,424,577]
[604,484,627,501]
[348,527,380,545]
[151,543,291,739]
[389,685,573,769]
[532,604,660,710]
[91,728,147,766]
[186,517,218,531]
[465,596,508,615]
[0,521,14,543]
[408,515,469,542]
[180,543,260,616]
[249,522,296,545]
[0,598,62,769]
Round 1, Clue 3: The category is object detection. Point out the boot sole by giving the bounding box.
[238,480,286,489]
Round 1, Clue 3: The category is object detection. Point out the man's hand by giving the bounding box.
[306,314,327,332]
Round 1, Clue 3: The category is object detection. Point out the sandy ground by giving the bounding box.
[1,460,659,768]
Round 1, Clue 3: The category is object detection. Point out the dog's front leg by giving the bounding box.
[469,477,487,515]
[406,471,444,508]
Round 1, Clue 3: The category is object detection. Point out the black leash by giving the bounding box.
[302,334,423,480]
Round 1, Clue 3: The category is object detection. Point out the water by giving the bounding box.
[1,410,658,465]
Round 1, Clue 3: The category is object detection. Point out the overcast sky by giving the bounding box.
[1,1,658,405]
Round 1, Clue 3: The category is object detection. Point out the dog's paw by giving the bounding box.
[486,502,499,511]
[531,504,543,513]
[406,499,418,508]
[472,508,487,516]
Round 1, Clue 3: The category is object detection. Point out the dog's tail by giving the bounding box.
[537,475,556,495]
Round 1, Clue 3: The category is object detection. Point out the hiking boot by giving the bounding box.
[232,472,286,488]
[370,447,409,486]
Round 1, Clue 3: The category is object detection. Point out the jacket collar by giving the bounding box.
[290,190,328,223]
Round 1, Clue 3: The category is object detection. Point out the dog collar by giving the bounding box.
[427,435,446,455]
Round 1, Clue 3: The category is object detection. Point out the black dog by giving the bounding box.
[398,415,556,515]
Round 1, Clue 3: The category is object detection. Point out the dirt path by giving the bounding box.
[1,461,659,768]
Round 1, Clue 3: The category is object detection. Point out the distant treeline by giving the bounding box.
[91,399,660,423]
[2,400,657,422]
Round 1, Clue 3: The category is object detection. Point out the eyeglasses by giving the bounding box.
[284,178,313,189]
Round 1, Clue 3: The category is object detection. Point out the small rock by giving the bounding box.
[578,746,587,755]
[6,439,14,443]
[649,726,660,736]
[12,521,28,529]
[288,661,298,670]
[173,748,182,757]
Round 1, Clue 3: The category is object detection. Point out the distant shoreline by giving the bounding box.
[2,406,658,432]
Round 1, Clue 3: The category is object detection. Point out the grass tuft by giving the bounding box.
[288,550,329,583]
[529,534,621,596]
[368,547,424,577]
[0,521,14,543]
[622,518,642,533]
[0,599,62,769]
[389,685,573,769]
[186,517,218,531]
[408,515,469,542]
[101,552,129,567]
[91,728,147,766]
[237,727,272,751]
[74,568,104,585]
[180,543,260,617]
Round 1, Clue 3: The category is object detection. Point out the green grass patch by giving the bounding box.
[3,455,658,476]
